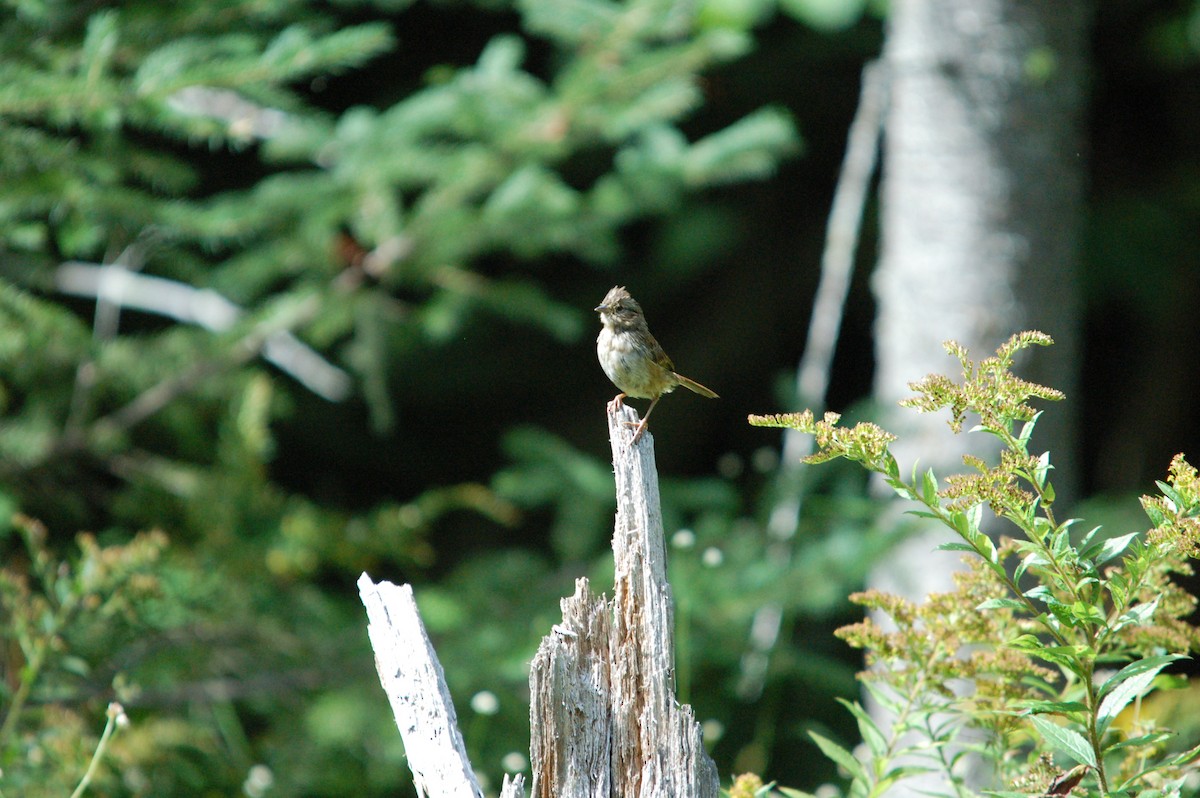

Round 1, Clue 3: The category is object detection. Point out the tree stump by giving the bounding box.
[528,403,719,798]
[360,403,715,798]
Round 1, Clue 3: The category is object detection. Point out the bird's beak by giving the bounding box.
[594,303,605,312]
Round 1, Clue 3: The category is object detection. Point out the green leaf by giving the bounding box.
[1106,572,1128,610]
[978,531,998,563]
[1097,655,1187,734]
[1023,584,1051,603]
[876,765,936,793]
[1051,604,1080,628]
[1077,524,1104,550]
[837,699,887,760]
[1009,638,1085,671]
[81,10,120,86]
[809,731,867,784]
[1070,600,1106,626]
[882,452,900,480]
[1014,551,1039,583]
[921,467,938,505]
[1103,731,1175,756]
[1098,655,1186,700]
[976,598,1024,611]
[1017,699,1088,715]
[1017,413,1041,447]
[1033,450,1051,488]
[1028,715,1097,767]
[936,542,977,554]
[1095,531,1139,565]
[1112,595,1161,632]
[1030,515,1056,544]
[905,509,940,519]
[1158,740,1200,769]
[967,501,983,531]
[1046,598,1077,629]
[1156,479,1183,509]
[1008,633,1042,651]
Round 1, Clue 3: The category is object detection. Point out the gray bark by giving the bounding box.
[529,403,719,798]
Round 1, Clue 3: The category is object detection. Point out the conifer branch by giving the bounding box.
[93,293,325,436]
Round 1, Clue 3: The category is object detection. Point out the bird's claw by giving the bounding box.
[608,393,650,443]
[625,419,649,444]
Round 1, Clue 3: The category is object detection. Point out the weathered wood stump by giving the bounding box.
[360,402,715,797]
[528,403,719,798]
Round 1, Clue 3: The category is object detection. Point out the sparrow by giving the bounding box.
[595,286,718,443]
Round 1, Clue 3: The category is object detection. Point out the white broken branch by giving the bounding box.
[56,262,351,401]
[357,574,525,798]
[166,86,293,141]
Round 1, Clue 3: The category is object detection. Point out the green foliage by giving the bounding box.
[751,333,1200,797]
[0,0,800,792]
[695,0,878,32]
[0,516,167,796]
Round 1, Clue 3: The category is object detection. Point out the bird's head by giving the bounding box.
[595,286,646,331]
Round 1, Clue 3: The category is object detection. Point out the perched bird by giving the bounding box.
[594,286,718,443]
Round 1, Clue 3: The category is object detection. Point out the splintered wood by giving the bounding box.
[360,403,716,798]
[529,404,719,798]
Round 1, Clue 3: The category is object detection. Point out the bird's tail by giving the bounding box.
[674,373,718,399]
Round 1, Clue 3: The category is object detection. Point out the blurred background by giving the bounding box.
[1,0,1199,795]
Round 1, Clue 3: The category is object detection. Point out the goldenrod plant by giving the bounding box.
[751,332,1200,798]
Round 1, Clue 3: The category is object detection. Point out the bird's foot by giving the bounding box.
[625,418,650,444]
[607,393,627,414]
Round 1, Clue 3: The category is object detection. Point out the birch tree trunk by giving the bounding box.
[874,0,1087,520]
[869,0,1087,792]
